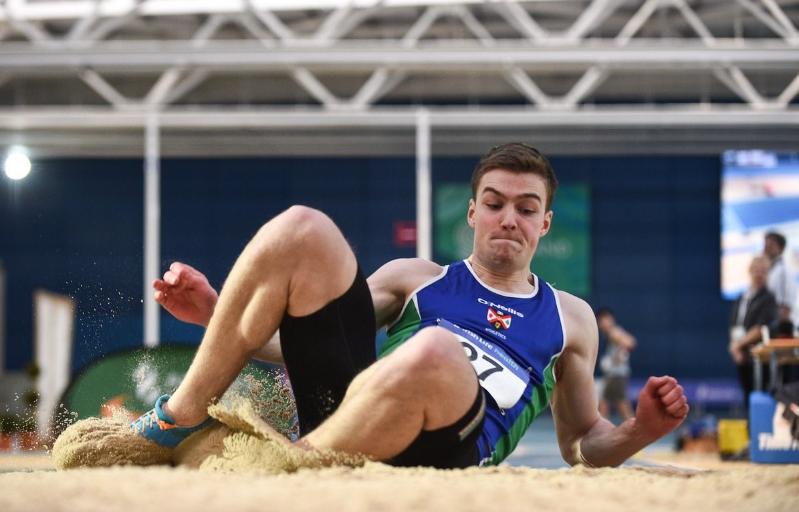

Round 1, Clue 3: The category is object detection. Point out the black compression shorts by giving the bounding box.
[279,267,377,435]
[279,268,485,468]
[389,388,485,469]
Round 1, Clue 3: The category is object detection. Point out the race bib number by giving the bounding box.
[438,319,529,409]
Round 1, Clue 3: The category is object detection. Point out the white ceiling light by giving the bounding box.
[4,147,32,181]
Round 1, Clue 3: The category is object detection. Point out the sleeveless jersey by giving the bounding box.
[380,260,566,465]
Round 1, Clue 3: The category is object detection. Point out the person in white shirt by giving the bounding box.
[764,232,796,328]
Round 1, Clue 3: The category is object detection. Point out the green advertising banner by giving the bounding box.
[62,346,195,420]
[59,345,292,432]
[435,183,591,297]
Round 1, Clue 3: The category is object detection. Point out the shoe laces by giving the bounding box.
[130,410,158,434]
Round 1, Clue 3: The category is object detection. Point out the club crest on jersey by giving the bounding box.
[487,307,512,330]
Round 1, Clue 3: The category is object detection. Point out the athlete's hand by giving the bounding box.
[632,376,689,442]
[152,262,218,327]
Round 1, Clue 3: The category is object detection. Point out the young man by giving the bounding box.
[596,308,637,421]
[764,232,796,326]
[132,143,688,468]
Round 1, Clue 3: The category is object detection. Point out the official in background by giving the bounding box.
[764,232,796,331]
[729,256,778,408]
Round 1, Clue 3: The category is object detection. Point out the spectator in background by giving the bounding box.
[596,308,637,421]
[764,232,796,330]
[729,256,778,407]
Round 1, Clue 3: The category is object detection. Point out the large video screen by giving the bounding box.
[721,150,799,299]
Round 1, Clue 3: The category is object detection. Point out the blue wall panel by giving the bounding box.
[1,154,731,380]
[1,159,144,372]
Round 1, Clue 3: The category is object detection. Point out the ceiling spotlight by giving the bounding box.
[4,148,32,180]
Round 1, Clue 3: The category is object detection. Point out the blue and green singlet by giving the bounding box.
[381,259,566,465]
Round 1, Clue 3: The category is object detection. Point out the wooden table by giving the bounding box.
[750,339,799,391]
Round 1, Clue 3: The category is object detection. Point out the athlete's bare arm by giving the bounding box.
[551,292,688,467]
[367,258,444,329]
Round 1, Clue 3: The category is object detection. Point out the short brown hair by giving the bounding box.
[471,143,558,210]
[765,232,787,252]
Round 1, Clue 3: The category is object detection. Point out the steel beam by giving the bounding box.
[0,106,796,130]
[0,42,796,70]
[0,1,489,22]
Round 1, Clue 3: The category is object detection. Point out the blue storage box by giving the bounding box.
[749,391,799,463]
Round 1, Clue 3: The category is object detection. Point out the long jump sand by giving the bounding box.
[3,383,796,511]
[1,456,798,512]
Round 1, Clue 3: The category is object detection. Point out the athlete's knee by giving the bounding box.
[283,205,332,232]
[268,205,331,240]
[252,205,338,256]
[383,328,477,425]
[398,327,469,380]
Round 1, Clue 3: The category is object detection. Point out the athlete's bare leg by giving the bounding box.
[302,326,479,460]
[165,206,358,425]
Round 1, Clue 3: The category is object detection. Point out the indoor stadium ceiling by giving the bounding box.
[0,0,797,156]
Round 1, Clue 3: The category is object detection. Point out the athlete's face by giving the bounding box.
[467,169,552,271]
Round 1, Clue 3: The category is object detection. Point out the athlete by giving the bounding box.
[131,143,689,468]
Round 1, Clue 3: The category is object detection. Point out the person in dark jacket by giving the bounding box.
[729,255,778,407]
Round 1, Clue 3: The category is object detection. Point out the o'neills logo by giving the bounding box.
[477,297,524,318]
[487,307,512,330]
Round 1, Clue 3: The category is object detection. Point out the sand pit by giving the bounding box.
[52,414,173,469]
[13,411,799,512]
[26,377,799,511]
[1,458,798,512]
[7,401,799,512]
[52,394,363,474]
